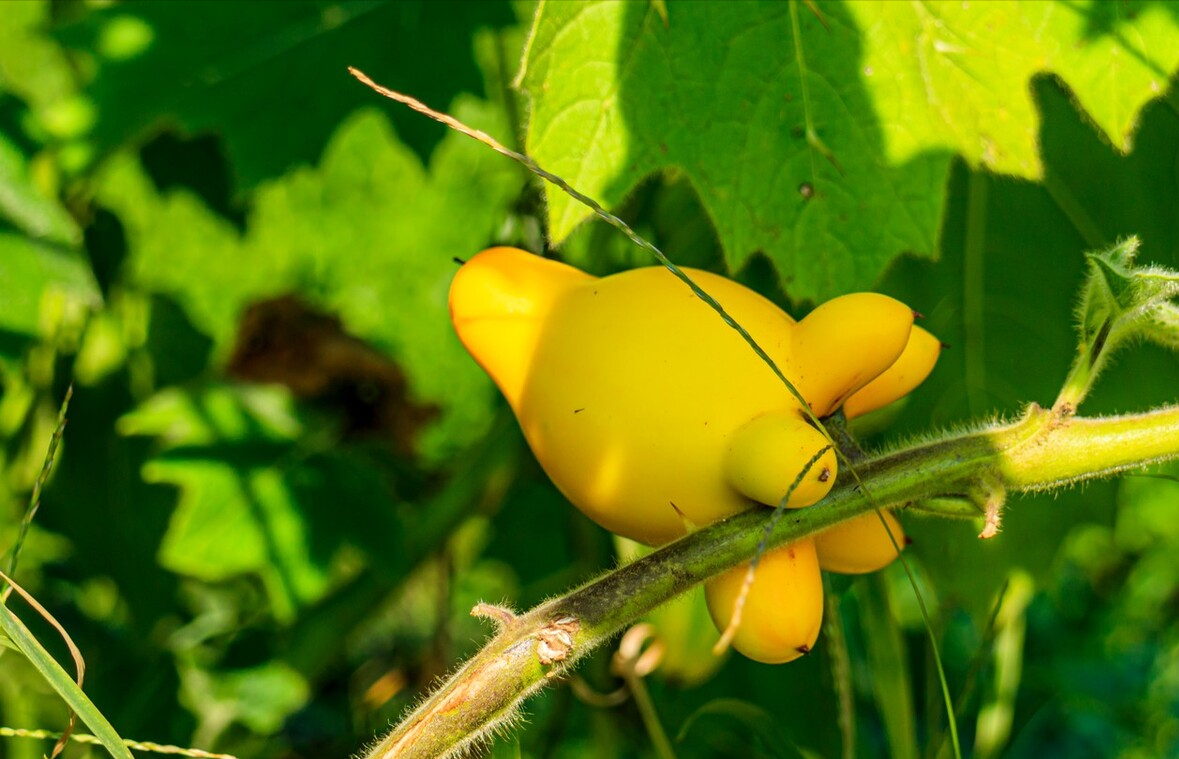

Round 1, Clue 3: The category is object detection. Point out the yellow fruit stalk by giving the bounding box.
[450,246,938,663]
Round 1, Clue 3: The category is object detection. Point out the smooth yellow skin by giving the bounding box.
[791,293,915,417]
[451,247,938,663]
[704,540,823,664]
[813,510,906,574]
[725,412,836,509]
[449,247,915,546]
[449,247,592,409]
[843,326,941,418]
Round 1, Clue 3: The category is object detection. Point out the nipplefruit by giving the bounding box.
[450,247,938,663]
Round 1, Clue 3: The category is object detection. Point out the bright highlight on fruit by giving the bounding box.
[450,246,939,663]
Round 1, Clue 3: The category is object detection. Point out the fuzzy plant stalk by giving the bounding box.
[362,402,1179,759]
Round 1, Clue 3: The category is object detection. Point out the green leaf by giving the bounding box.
[1082,238,1179,339]
[119,384,414,621]
[0,133,81,245]
[0,232,99,347]
[57,0,516,188]
[148,458,334,621]
[98,100,523,457]
[850,2,1179,174]
[117,383,302,446]
[180,660,310,735]
[518,1,1179,302]
[121,386,325,620]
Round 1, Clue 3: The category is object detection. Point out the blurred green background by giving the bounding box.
[1,2,1178,758]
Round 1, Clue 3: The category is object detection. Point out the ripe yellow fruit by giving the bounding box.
[450,247,913,545]
[450,246,938,663]
[704,540,823,664]
[790,293,917,417]
[814,510,906,574]
[843,326,941,418]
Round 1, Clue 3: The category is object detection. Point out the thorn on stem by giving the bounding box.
[471,602,517,630]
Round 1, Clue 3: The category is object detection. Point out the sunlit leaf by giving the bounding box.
[520,0,1179,301]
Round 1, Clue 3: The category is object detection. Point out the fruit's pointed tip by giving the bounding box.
[795,644,811,656]
[449,248,592,407]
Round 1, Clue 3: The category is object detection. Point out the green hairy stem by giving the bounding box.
[364,403,1179,759]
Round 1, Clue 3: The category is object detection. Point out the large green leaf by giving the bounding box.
[56,0,516,188]
[97,99,524,456]
[118,384,418,622]
[851,1,1179,174]
[519,0,1179,302]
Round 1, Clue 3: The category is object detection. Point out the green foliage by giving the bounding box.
[55,0,517,188]
[519,0,1179,302]
[0,1,1178,759]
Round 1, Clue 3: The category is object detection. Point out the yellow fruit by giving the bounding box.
[725,412,835,509]
[843,326,941,418]
[450,246,937,664]
[704,540,823,664]
[814,509,906,574]
[791,293,915,416]
[449,247,592,409]
[449,247,915,546]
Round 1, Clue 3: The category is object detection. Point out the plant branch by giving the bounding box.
[362,403,1179,759]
